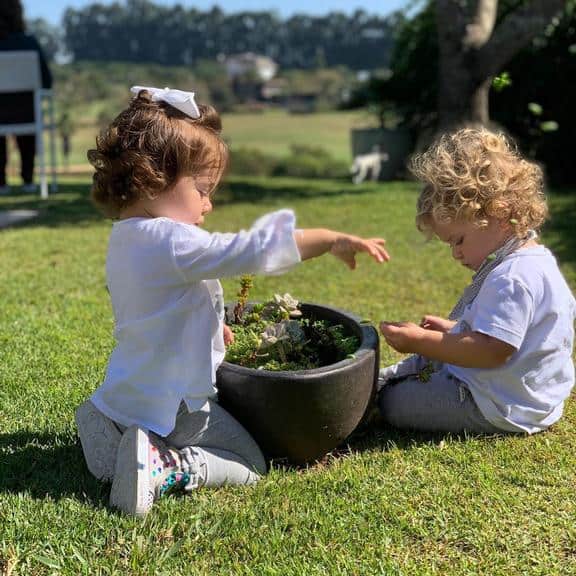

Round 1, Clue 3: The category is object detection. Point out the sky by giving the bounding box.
[22,0,410,25]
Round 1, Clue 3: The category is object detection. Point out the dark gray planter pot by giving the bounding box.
[216,303,379,465]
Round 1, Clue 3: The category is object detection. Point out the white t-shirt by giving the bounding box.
[448,245,576,433]
[91,210,301,436]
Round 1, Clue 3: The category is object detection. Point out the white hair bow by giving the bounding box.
[130,85,200,119]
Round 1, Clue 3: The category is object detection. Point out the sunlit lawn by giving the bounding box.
[222,109,374,161]
[6,109,373,171]
[0,176,575,574]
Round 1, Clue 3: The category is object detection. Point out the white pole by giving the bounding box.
[36,90,48,199]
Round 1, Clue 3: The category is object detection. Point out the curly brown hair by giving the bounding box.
[410,127,548,238]
[88,90,228,218]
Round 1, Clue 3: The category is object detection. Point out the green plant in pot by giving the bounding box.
[216,276,379,465]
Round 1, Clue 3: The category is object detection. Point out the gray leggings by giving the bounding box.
[378,356,509,434]
[112,400,266,487]
[166,400,267,486]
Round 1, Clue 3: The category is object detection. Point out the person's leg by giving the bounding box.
[75,400,123,481]
[110,400,266,516]
[16,135,36,186]
[111,425,202,516]
[0,136,8,188]
[378,369,506,434]
[166,399,267,487]
[378,354,431,390]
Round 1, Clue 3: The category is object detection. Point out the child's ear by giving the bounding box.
[498,215,518,236]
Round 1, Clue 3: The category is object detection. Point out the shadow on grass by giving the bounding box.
[0,182,102,229]
[216,178,384,205]
[0,424,511,505]
[544,192,576,268]
[0,178,384,230]
[266,418,506,473]
[343,422,502,455]
[0,431,109,506]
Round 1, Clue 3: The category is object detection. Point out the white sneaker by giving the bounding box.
[75,400,122,482]
[110,426,205,517]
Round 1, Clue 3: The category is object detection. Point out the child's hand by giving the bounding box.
[379,321,425,353]
[330,235,389,269]
[420,315,456,333]
[223,324,235,346]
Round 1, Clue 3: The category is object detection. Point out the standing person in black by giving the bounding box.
[0,0,53,194]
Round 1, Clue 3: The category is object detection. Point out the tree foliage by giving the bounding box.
[435,0,565,128]
[59,0,397,70]
[491,0,576,185]
[26,17,61,62]
[378,0,575,184]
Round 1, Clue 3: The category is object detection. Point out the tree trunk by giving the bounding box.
[470,77,492,125]
[436,0,567,130]
[437,74,491,129]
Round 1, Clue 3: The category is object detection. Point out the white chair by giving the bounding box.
[0,50,57,199]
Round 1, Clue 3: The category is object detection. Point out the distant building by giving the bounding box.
[286,93,318,114]
[224,53,278,83]
[260,77,288,102]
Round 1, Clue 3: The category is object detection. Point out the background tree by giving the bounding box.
[490,0,576,185]
[61,1,395,70]
[436,0,566,128]
[363,0,576,184]
[26,18,61,62]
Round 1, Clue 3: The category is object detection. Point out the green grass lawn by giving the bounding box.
[3,109,373,172]
[222,109,373,161]
[1,176,575,575]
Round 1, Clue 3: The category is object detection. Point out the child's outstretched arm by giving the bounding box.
[295,229,389,269]
[379,321,516,369]
[171,211,388,281]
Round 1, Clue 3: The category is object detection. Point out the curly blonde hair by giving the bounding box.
[88,90,228,218]
[411,127,548,238]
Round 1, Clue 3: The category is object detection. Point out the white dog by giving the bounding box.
[351,148,389,184]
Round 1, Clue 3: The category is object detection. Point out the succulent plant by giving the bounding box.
[225,280,359,371]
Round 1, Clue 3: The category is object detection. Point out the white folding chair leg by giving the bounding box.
[48,94,57,192]
[0,53,58,198]
[33,90,47,199]
[38,135,48,199]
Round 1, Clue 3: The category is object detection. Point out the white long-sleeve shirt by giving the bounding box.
[91,210,301,436]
